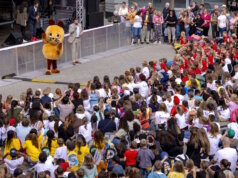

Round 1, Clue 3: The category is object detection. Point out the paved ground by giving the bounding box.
[0,44,175,99]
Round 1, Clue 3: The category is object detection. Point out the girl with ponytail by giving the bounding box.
[3,130,21,160]
[42,130,59,156]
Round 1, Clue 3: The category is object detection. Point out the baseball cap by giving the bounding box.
[227,129,235,138]
[10,148,17,158]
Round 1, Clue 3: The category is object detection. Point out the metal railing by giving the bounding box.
[0,23,130,77]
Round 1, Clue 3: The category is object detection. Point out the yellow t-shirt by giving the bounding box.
[74,144,90,166]
[168,172,185,178]
[4,138,21,160]
[42,139,59,157]
[67,150,79,172]
[23,140,40,162]
[186,79,201,91]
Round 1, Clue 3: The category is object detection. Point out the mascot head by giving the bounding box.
[45,19,64,45]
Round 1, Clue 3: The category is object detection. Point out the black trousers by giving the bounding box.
[211,24,218,39]
[20,25,26,39]
[203,26,209,36]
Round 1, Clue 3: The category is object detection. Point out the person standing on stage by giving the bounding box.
[28,0,40,41]
[68,18,83,65]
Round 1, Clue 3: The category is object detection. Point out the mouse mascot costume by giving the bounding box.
[42,19,64,75]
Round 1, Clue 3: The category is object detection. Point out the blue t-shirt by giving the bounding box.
[148,172,167,178]
[112,165,124,176]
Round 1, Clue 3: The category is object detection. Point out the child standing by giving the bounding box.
[137,139,155,178]
[81,154,98,178]
[124,141,138,167]
[54,138,67,162]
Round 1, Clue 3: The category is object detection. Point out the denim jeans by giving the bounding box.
[176,24,181,40]
[185,27,190,37]
[140,168,150,178]
[133,27,141,41]
[219,27,226,37]
[28,21,36,38]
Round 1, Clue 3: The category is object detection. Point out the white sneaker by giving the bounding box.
[159,41,162,44]
[153,41,157,44]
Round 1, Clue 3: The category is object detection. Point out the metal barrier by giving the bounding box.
[0,23,130,77]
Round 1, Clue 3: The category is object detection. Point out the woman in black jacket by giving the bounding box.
[166,9,177,44]
[141,10,153,44]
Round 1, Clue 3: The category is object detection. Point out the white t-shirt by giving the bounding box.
[98,88,111,98]
[4,157,24,174]
[133,81,149,98]
[228,122,238,140]
[172,94,184,104]
[207,133,222,155]
[142,67,150,79]
[133,15,142,28]
[175,113,187,129]
[78,123,92,143]
[165,99,173,113]
[214,147,237,173]
[54,146,67,161]
[155,111,170,125]
[217,106,231,120]
[146,95,162,105]
[218,15,227,28]
[234,72,238,80]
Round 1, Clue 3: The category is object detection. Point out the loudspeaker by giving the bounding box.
[86,0,99,14]
[4,32,23,45]
[36,28,45,39]
[86,12,104,29]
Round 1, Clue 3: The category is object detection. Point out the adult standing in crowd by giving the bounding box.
[166,9,177,44]
[153,10,163,44]
[211,5,219,39]
[16,1,28,40]
[183,10,191,37]
[199,4,205,15]
[218,11,228,37]
[162,2,170,41]
[141,10,153,44]
[132,11,142,45]
[68,18,83,65]
[28,0,39,41]
[127,6,136,38]
[229,12,238,35]
[201,9,211,36]
[191,1,199,15]
[118,2,128,23]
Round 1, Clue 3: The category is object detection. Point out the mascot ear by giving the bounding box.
[49,19,55,25]
[58,21,64,28]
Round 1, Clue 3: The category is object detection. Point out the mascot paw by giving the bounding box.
[51,69,60,73]
[45,70,51,75]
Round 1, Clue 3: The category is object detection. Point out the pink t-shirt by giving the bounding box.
[153,15,164,25]
[201,13,211,27]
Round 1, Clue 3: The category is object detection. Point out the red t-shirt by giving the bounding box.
[202,60,208,72]
[224,35,230,43]
[160,63,167,72]
[212,44,217,51]
[124,150,138,166]
[182,76,189,83]
[180,37,187,45]
[208,55,214,65]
